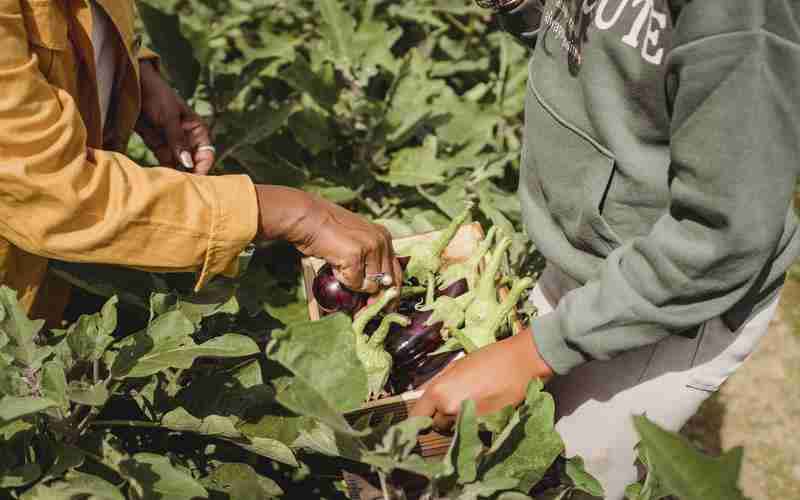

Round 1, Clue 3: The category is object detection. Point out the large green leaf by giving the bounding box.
[267,313,368,413]
[445,399,482,484]
[111,310,258,379]
[138,1,201,98]
[481,380,564,492]
[632,415,747,500]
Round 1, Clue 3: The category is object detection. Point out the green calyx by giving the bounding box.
[404,203,474,283]
[352,288,400,337]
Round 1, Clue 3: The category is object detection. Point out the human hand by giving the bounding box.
[254,186,402,294]
[136,60,215,174]
[409,328,554,431]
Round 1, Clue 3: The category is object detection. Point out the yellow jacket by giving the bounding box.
[0,0,258,323]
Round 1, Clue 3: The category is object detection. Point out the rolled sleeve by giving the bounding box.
[0,0,258,292]
[193,174,259,291]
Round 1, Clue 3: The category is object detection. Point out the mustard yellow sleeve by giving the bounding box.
[0,0,259,291]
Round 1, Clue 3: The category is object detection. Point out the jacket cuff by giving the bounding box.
[192,174,259,292]
[530,311,587,375]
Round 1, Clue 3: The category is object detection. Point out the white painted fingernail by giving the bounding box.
[180,151,194,170]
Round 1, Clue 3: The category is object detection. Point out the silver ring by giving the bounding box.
[196,145,216,154]
[367,273,393,287]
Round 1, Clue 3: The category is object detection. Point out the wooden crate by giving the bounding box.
[299,224,489,500]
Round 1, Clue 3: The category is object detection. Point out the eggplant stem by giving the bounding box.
[478,236,513,302]
[483,278,533,342]
[425,272,436,306]
[352,288,399,336]
[369,313,410,347]
[429,202,473,258]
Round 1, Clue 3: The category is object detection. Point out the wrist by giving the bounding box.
[508,328,554,383]
[254,185,316,243]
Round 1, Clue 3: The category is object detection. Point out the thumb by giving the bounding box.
[165,116,193,172]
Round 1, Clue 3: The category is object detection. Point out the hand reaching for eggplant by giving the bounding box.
[254,186,401,294]
[309,204,536,401]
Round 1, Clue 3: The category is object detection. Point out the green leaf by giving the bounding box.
[42,442,85,481]
[138,1,201,98]
[203,463,283,500]
[275,376,367,437]
[281,54,339,109]
[632,415,747,500]
[0,286,48,369]
[452,478,521,500]
[21,471,124,500]
[446,399,482,484]
[160,407,298,466]
[111,311,258,379]
[288,107,333,155]
[0,396,58,422]
[65,380,108,407]
[481,380,564,491]
[377,136,450,187]
[318,0,357,67]
[222,101,296,163]
[360,416,447,479]
[66,296,118,363]
[121,453,208,500]
[41,360,69,410]
[292,421,364,462]
[0,463,42,488]
[564,456,604,497]
[267,313,368,413]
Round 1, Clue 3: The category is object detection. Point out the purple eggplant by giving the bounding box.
[409,351,461,388]
[312,263,367,316]
[385,310,444,369]
[437,278,468,299]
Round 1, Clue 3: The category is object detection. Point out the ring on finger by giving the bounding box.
[367,272,393,287]
[196,144,217,154]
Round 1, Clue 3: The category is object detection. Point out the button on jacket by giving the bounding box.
[0,0,259,323]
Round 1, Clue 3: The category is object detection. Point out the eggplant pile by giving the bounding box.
[310,204,534,400]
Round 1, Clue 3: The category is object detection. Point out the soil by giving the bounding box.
[681,276,800,499]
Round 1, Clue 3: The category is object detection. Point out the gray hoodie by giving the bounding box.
[500,0,800,374]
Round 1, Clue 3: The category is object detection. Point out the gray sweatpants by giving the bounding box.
[532,264,779,499]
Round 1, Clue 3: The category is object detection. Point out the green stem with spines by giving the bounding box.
[352,288,399,336]
[425,272,436,307]
[465,226,498,290]
[429,202,474,258]
[482,278,533,344]
[369,313,410,348]
[477,236,513,302]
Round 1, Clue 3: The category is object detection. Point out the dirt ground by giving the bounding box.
[681,277,800,499]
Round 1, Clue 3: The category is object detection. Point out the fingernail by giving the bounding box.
[180,151,194,170]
